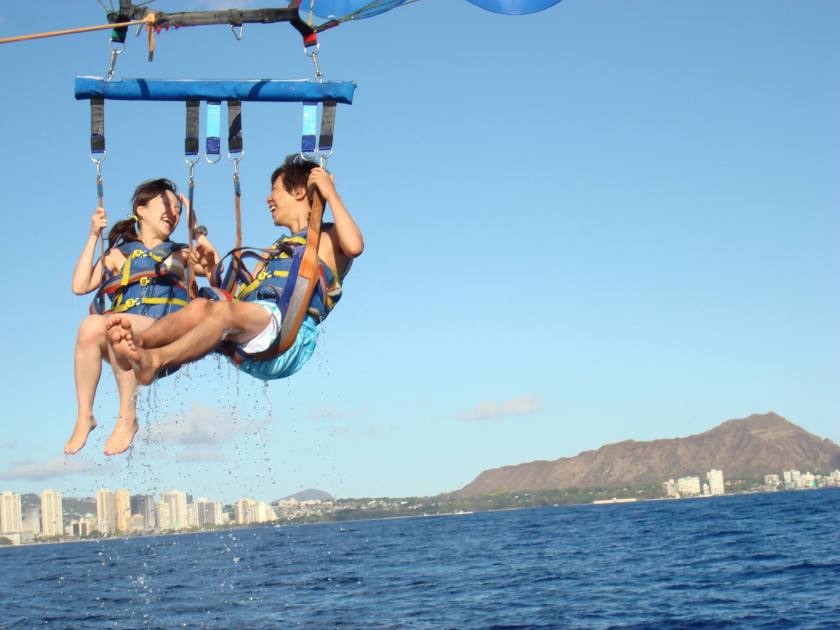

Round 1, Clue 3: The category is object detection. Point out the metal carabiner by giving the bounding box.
[231,24,244,40]
[205,153,222,165]
[185,156,199,182]
[105,41,124,82]
[91,151,108,170]
[304,43,324,83]
[318,150,333,169]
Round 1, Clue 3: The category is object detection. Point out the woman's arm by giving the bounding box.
[71,207,109,295]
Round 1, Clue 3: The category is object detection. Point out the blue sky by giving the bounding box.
[0,0,837,503]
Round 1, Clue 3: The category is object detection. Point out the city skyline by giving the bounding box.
[2,465,839,546]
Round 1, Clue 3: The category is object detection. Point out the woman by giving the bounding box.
[65,178,218,456]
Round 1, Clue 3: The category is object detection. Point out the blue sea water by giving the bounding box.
[1,489,839,629]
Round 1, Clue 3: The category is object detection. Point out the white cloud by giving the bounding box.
[0,456,101,481]
[150,403,260,446]
[459,395,543,422]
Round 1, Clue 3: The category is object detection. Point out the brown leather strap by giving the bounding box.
[246,186,324,362]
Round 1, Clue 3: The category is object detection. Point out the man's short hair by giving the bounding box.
[271,155,318,194]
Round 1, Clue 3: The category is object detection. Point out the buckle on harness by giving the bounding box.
[140,277,151,287]
[124,298,139,308]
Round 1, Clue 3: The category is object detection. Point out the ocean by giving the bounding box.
[1,489,839,629]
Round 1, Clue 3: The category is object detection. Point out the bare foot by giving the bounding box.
[109,318,159,385]
[103,416,138,456]
[106,316,134,371]
[64,415,97,455]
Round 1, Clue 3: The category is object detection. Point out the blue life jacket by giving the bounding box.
[234,228,342,323]
[91,240,189,318]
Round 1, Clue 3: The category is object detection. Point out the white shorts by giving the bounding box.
[236,300,282,355]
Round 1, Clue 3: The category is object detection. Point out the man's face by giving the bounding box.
[266,174,300,226]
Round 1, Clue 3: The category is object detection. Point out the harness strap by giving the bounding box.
[90,98,105,155]
[206,100,221,161]
[185,100,200,157]
[228,100,243,250]
[302,101,317,154]
[228,100,243,154]
[185,100,200,298]
[319,100,336,153]
[110,296,188,314]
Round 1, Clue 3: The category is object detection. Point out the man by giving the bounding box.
[107,155,363,386]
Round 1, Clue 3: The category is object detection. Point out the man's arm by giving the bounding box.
[309,168,363,277]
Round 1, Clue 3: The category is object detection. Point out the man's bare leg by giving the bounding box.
[109,300,270,385]
[106,298,214,370]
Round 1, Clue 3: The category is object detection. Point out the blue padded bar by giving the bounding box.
[75,77,356,105]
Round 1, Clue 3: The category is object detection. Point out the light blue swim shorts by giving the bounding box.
[234,301,319,381]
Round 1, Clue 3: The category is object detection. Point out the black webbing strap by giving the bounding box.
[90,98,105,155]
[228,100,243,250]
[228,100,242,154]
[107,0,133,44]
[318,100,336,153]
[185,100,200,157]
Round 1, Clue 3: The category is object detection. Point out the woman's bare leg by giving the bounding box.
[65,315,107,454]
[102,314,155,456]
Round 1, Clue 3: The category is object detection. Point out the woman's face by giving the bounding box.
[137,190,181,237]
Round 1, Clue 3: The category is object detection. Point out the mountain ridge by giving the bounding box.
[455,412,840,497]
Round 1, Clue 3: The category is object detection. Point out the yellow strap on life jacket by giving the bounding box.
[109,297,188,314]
[235,270,290,301]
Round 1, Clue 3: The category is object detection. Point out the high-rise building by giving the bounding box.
[0,492,22,535]
[155,501,171,531]
[162,491,188,531]
[131,495,156,531]
[40,490,63,537]
[195,499,224,527]
[114,490,131,533]
[21,507,41,536]
[764,474,780,488]
[96,489,116,535]
[255,502,277,524]
[129,514,145,532]
[707,469,725,496]
[235,498,257,525]
[676,476,701,496]
[187,503,199,529]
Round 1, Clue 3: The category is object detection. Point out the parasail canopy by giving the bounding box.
[308,0,562,20]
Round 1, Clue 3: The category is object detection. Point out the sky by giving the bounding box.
[0,0,837,504]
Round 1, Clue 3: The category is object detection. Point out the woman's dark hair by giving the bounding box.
[270,154,318,194]
[107,178,179,249]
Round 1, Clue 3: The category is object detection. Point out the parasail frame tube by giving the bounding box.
[75,77,356,104]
